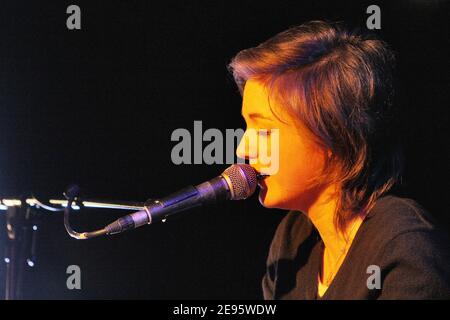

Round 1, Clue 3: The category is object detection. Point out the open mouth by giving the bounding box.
[256,173,270,180]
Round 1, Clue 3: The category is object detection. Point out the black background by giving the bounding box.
[0,0,448,299]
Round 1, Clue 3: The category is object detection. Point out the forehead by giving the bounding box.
[242,79,319,144]
[242,79,272,115]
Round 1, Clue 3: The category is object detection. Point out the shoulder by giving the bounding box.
[364,195,450,299]
[365,195,445,239]
[363,195,450,264]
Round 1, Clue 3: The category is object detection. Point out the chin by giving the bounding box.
[258,187,290,209]
[257,186,308,211]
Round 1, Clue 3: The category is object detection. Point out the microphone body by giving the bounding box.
[105,164,257,235]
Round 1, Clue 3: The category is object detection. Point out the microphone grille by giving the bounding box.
[222,164,257,200]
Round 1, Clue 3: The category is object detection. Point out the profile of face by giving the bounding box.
[236,79,329,212]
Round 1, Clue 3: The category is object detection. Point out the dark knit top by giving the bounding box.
[262,195,450,299]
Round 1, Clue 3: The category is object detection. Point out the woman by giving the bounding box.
[229,21,450,299]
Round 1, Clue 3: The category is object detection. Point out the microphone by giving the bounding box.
[104,164,258,235]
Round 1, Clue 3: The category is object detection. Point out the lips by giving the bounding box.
[257,174,269,189]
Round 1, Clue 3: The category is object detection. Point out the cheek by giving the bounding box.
[288,148,324,181]
[279,135,325,182]
[260,138,327,209]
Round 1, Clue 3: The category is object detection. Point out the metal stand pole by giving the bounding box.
[4,206,38,300]
[1,196,145,298]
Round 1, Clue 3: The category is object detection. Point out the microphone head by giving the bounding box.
[222,164,257,200]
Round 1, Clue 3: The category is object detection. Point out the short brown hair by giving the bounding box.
[229,21,403,232]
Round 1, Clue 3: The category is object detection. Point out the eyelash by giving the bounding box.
[257,129,272,136]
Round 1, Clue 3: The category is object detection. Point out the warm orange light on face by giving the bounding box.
[237,79,328,211]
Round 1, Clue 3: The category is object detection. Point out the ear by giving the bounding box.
[327,149,333,158]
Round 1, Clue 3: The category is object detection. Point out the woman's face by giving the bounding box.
[236,79,328,212]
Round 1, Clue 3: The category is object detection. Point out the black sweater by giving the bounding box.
[262,195,450,299]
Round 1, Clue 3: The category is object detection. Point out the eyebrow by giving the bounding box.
[242,112,274,122]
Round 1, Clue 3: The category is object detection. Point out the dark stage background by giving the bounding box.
[0,0,448,299]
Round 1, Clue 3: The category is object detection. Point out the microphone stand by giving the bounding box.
[3,204,39,300]
[1,196,146,299]
[48,199,145,211]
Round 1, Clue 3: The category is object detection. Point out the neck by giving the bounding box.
[304,184,363,262]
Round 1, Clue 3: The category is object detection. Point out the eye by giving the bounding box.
[257,129,272,136]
